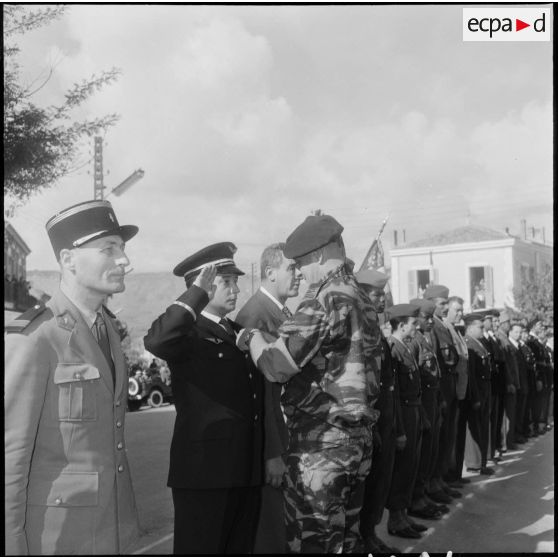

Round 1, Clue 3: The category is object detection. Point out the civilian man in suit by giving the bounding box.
[235,242,301,554]
[5,200,140,555]
[495,311,519,450]
[508,322,529,444]
[144,243,263,555]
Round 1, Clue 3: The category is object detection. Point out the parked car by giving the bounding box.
[128,367,173,411]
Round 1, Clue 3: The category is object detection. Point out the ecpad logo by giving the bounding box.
[463,8,551,42]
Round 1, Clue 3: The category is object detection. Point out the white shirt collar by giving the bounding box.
[201,310,224,324]
[60,284,101,329]
[509,336,519,349]
[259,286,285,312]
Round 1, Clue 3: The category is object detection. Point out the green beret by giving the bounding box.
[386,303,420,320]
[356,269,389,289]
[409,298,436,316]
[423,284,449,300]
[284,214,344,259]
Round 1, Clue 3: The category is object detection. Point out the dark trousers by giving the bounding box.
[412,388,441,503]
[449,397,470,480]
[387,405,422,511]
[254,484,286,554]
[435,374,458,481]
[490,387,505,457]
[504,391,517,448]
[172,486,260,555]
[515,389,528,437]
[360,392,397,533]
[468,384,491,467]
[540,383,552,425]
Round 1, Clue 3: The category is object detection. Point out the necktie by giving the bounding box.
[93,313,116,386]
[282,306,293,319]
[219,318,235,337]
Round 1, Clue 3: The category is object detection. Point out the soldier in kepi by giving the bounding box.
[5,200,140,555]
[238,214,380,554]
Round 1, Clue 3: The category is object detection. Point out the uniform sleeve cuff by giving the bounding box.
[173,285,209,319]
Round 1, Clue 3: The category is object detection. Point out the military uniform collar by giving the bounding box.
[59,284,101,329]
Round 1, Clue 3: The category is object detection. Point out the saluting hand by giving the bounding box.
[194,264,217,299]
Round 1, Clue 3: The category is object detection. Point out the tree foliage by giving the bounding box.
[3,5,121,204]
[513,267,553,325]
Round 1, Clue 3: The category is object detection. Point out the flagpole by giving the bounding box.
[358,215,389,272]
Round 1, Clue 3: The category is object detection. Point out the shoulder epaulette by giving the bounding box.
[103,305,116,319]
[5,304,49,334]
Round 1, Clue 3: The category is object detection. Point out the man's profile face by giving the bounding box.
[433,297,449,318]
[447,301,463,325]
[467,319,484,340]
[418,311,434,332]
[509,324,522,342]
[499,319,511,334]
[273,255,302,299]
[293,251,320,284]
[401,317,417,339]
[366,286,386,313]
[207,274,240,316]
[70,235,129,296]
[483,317,493,332]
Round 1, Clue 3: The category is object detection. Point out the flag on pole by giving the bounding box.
[362,237,385,271]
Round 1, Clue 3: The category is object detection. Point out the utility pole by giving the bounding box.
[92,136,144,199]
[251,262,257,295]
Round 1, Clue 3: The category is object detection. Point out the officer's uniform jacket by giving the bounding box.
[4,289,139,556]
[519,341,538,394]
[525,334,551,389]
[389,336,422,409]
[495,330,520,389]
[465,335,492,406]
[144,286,263,489]
[409,330,441,393]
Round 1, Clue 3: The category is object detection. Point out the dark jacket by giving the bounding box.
[235,288,289,461]
[144,286,263,489]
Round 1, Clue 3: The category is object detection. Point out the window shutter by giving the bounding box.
[408,270,417,299]
[484,266,494,307]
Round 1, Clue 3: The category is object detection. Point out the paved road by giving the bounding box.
[125,405,554,555]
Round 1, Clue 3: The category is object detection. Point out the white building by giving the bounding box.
[389,225,553,312]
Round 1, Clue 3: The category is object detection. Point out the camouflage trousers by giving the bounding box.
[284,424,374,554]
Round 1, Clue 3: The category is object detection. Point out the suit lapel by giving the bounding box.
[258,290,286,327]
[49,290,114,394]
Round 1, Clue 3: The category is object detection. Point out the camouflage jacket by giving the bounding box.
[277,264,380,439]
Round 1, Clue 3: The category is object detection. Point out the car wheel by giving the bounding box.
[147,388,164,408]
[128,399,142,412]
[128,377,140,397]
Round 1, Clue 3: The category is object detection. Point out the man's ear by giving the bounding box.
[265,266,276,283]
[59,248,76,272]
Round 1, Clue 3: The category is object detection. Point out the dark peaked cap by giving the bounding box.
[423,284,450,300]
[410,298,436,315]
[464,313,485,326]
[173,242,245,280]
[283,214,344,259]
[386,303,420,319]
[356,269,389,289]
[46,200,138,257]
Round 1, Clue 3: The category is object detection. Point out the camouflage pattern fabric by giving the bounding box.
[279,264,380,436]
[284,425,373,554]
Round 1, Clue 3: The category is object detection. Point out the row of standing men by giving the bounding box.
[4,201,553,555]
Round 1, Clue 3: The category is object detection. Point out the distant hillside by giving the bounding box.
[26,270,306,347]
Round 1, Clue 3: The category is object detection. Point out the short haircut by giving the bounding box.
[448,296,464,305]
[260,243,286,280]
[389,316,411,330]
[510,320,523,330]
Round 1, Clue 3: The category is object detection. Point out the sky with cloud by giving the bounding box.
[6,4,553,272]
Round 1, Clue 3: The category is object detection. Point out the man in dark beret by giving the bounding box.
[423,286,463,503]
[5,200,140,555]
[407,298,447,520]
[356,270,403,555]
[144,242,263,555]
[384,303,428,539]
[240,214,380,554]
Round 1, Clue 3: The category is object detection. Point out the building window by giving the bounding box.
[470,266,494,309]
[409,268,438,299]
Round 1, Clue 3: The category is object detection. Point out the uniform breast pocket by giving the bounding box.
[54,364,101,421]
